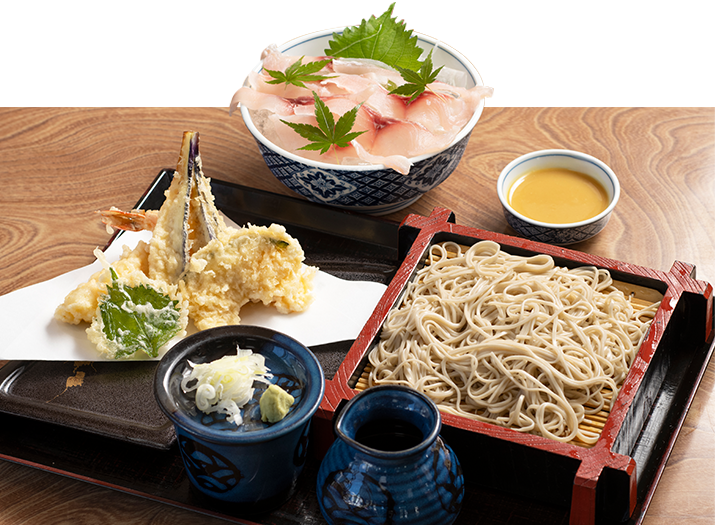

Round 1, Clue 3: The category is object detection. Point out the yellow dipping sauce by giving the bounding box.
[508,168,609,224]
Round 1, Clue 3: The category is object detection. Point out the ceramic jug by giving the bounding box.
[316,384,464,525]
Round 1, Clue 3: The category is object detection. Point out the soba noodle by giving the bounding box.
[367,240,658,444]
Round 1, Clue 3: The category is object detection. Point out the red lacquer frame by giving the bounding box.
[316,208,714,525]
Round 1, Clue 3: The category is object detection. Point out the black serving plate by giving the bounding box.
[0,360,176,449]
[0,170,712,525]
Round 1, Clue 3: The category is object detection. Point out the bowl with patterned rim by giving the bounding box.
[238,28,488,216]
[497,149,620,245]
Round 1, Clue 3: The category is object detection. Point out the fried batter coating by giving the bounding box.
[54,241,152,324]
[55,132,317,356]
[181,224,317,330]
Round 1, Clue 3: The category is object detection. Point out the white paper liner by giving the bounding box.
[0,229,387,361]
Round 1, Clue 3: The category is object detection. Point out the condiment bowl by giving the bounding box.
[239,29,487,216]
[497,149,620,245]
[154,325,325,512]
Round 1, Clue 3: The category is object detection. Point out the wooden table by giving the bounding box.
[0,107,713,524]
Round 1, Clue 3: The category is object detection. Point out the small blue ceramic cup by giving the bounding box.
[154,325,324,512]
[317,385,464,525]
[497,149,620,245]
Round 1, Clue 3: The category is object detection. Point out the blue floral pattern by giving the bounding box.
[503,205,612,245]
[252,133,471,215]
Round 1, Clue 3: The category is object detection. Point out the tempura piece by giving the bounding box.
[149,131,225,284]
[181,223,317,330]
[149,134,195,284]
[86,264,188,359]
[54,241,151,325]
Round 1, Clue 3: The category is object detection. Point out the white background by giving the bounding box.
[2,0,713,107]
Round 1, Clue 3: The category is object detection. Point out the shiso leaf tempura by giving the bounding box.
[85,249,187,360]
[91,268,183,359]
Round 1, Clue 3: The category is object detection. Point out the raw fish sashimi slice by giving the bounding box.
[247,91,380,155]
[352,84,408,121]
[266,113,363,165]
[350,141,412,175]
[247,70,340,100]
[230,87,308,117]
[261,44,332,75]
[369,119,455,159]
[267,113,322,159]
[405,90,474,135]
[235,46,492,174]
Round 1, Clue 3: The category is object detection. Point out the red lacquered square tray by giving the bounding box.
[317,207,714,525]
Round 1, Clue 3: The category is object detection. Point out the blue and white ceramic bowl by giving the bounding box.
[240,29,486,216]
[154,325,324,512]
[497,149,620,245]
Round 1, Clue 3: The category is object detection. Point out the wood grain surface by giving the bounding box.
[0,107,713,524]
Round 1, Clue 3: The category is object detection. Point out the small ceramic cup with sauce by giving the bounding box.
[154,325,325,513]
[497,149,620,245]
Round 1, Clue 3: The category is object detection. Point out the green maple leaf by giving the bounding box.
[264,56,335,89]
[390,49,444,103]
[324,2,422,70]
[98,268,182,358]
[280,91,366,155]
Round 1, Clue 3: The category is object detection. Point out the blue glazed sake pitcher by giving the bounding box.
[316,385,464,525]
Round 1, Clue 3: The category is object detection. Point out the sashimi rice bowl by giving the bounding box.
[231,5,492,215]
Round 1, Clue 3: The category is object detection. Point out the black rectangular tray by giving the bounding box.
[0,169,399,451]
[0,170,712,525]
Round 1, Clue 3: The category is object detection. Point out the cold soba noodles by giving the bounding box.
[367,241,658,445]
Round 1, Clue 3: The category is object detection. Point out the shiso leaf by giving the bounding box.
[98,268,182,358]
[324,2,423,71]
